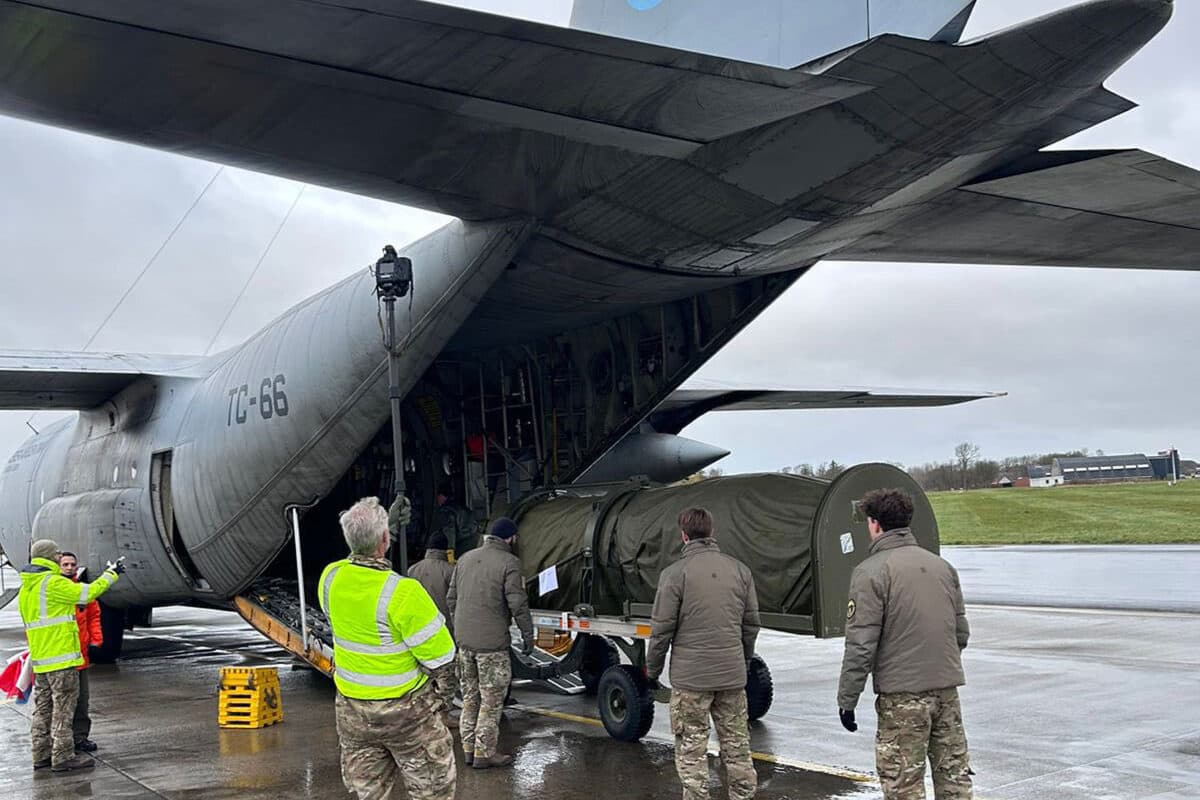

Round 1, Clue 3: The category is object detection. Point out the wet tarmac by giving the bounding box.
[0,604,870,800]
[944,545,1200,613]
[2,551,1198,799]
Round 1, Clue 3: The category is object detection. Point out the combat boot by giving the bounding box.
[76,739,98,752]
[51,755,95,772]
[471,753,514,769]
[33,758,51,770]
[463,751,474,766]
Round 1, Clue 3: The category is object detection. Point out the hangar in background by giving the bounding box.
[1052,450,1181,484]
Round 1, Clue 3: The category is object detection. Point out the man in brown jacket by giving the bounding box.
[446,517,534,770]
[408,533,458,725]
[837,489,972,800]
[647,507,760,800]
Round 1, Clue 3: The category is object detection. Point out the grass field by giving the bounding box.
[928,480,1200,545]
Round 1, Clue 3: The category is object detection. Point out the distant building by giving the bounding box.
[1148,450,1183,480]
[991,476,1013,488]
[1027,464,1063,488]
[1181,459,1198,477]
[1052,454,1152,484]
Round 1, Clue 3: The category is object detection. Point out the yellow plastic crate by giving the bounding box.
[218,667,283,729]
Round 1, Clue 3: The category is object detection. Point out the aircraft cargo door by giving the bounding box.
[150,450,210,591]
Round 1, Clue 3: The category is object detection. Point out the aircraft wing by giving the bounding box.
[832,150,1200,270]
[0,0,864,222]
[0,350,207,410]
[650,380,1003,433]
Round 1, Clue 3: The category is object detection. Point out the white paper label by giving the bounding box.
[840,532,855,555]
[538,565,559,596]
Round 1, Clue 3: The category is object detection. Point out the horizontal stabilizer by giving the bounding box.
[834,149,1200,270]
[0,350,206,410]
[652,379,1002,433]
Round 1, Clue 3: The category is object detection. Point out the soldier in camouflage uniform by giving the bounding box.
[837,489,972,800]
[322,497,458,800]
[447,517,535,769]
[647,507,760,800]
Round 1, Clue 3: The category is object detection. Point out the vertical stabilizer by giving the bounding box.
[570,0,975,67]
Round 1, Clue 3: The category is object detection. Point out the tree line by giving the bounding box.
[774,445,1099,492]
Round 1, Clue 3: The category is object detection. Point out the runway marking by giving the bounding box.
[514,703,876,783]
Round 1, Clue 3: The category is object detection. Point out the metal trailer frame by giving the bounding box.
[511,605,773,742]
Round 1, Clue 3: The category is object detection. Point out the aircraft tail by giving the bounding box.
[569,0,976,68]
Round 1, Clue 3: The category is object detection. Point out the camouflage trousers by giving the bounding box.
[335,682,456,800]
[875,688,972,800]
[31,668,80,767]
[458,648,511,758]
[430,663,459,717]
[669,688,757,800]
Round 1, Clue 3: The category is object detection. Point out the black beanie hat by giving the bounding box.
[489,517,518,540]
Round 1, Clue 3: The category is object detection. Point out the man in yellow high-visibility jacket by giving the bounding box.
[319,497,457,800]
[18,539,120,773]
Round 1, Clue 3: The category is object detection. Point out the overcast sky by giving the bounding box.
[1,0,1197,476]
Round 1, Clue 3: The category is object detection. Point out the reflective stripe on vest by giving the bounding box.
[320,565,340,612]
[323,560,447,700]
[335,666,421,689]
[32,651,83,669]
[24,615,76,631]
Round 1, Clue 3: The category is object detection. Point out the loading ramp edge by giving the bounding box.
[234,595,334,677]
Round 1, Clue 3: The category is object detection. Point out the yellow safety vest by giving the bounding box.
[318,558,455,700]
[18,558,118,673]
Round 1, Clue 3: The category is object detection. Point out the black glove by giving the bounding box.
[105,557,126,575]
[520,639,535,656]
[839,708,857,732]
[647,677,661,691]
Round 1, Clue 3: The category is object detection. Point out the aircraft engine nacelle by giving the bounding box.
[574,432,731,486]
[31,489,162,607]
[513,463,937,639]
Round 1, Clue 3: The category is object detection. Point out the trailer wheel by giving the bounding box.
[579,636,620,695]
[597,665,655,741]
[746,655,773,721]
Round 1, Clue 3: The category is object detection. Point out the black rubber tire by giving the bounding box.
[92,604,125,664]
[597,664,655,742]
[745,655,774,721]
[579,636,620,695]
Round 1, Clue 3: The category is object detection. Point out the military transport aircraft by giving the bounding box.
[0,0,1197,659]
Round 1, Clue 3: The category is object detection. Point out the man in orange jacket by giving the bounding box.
[59,553,102,753]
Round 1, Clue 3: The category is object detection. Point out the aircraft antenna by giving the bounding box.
[82,166,225,352]
[203,184,306,356]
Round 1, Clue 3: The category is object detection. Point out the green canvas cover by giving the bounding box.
[516,473,828,616]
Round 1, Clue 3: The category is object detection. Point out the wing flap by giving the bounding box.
[834,149,1200,270]
[0,1,866,220]
[0,351,205,410]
